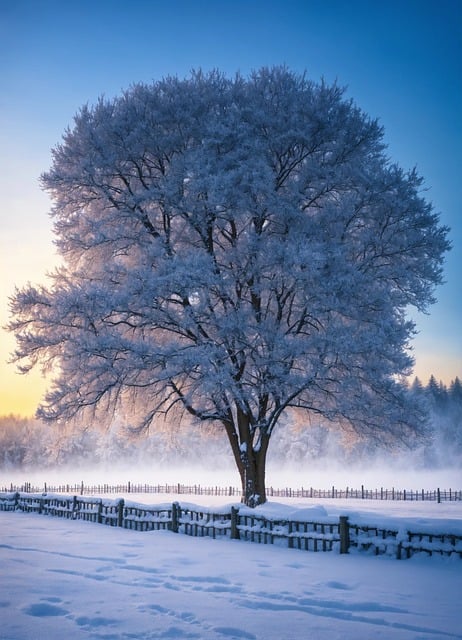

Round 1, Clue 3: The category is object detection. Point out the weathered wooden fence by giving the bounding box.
[1,491,461,560]
[2,482,461,502]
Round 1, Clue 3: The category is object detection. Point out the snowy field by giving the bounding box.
[1,489,462,640]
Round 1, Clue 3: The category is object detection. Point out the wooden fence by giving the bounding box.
[2,482,461,502]
[1,491,461,560]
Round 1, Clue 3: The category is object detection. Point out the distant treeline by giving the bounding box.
[1,375,461,471]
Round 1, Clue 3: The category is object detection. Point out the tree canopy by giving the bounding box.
[8,68,450,505]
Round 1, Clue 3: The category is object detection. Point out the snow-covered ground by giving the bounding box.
[1,490,461,640]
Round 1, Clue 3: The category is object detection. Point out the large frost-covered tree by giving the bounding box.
[8,68,449,505]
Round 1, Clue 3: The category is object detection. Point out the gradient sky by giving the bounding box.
[1,0,461,416]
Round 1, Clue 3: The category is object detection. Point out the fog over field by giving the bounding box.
[1,375,461,495]
[2,458,460,496]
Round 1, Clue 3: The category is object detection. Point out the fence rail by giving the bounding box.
[1,482,461,502]
[1,491,461,560]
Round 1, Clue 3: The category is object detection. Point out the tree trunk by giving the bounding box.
[222,412,271,507]
[239,445,267,507]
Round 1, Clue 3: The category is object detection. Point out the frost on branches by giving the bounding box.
[8,68,449,506]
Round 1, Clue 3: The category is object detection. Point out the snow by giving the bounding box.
[1,493,461,640]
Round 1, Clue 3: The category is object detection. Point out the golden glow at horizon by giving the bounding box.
[1,348,459,418]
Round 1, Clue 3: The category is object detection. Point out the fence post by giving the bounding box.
[437,488,441,504]
[339,516,350,554]
[288,522,294,549]
[117,499,125,527]
[171,502,180,533]
[230,506,240,540]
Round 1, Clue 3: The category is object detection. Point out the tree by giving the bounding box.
[8,68,450,506]
[449,377,462,404]
[425,375,448,411]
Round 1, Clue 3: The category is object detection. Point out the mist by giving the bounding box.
[2,461,460,496]
[1,375,461,494]
[1,426,460,495]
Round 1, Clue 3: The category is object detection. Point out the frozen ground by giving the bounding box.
[1,494,461,640]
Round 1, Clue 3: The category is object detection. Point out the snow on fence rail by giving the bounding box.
[1,482,461,502]
[1,491,461,560]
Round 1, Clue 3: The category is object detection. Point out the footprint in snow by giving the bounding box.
[325,580,354,590]
[22,602,69,617]
[214,627,257,639]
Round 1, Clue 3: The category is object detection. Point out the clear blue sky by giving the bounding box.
[0,0,461,414]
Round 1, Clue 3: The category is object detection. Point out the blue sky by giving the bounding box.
[0,0,461,414]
